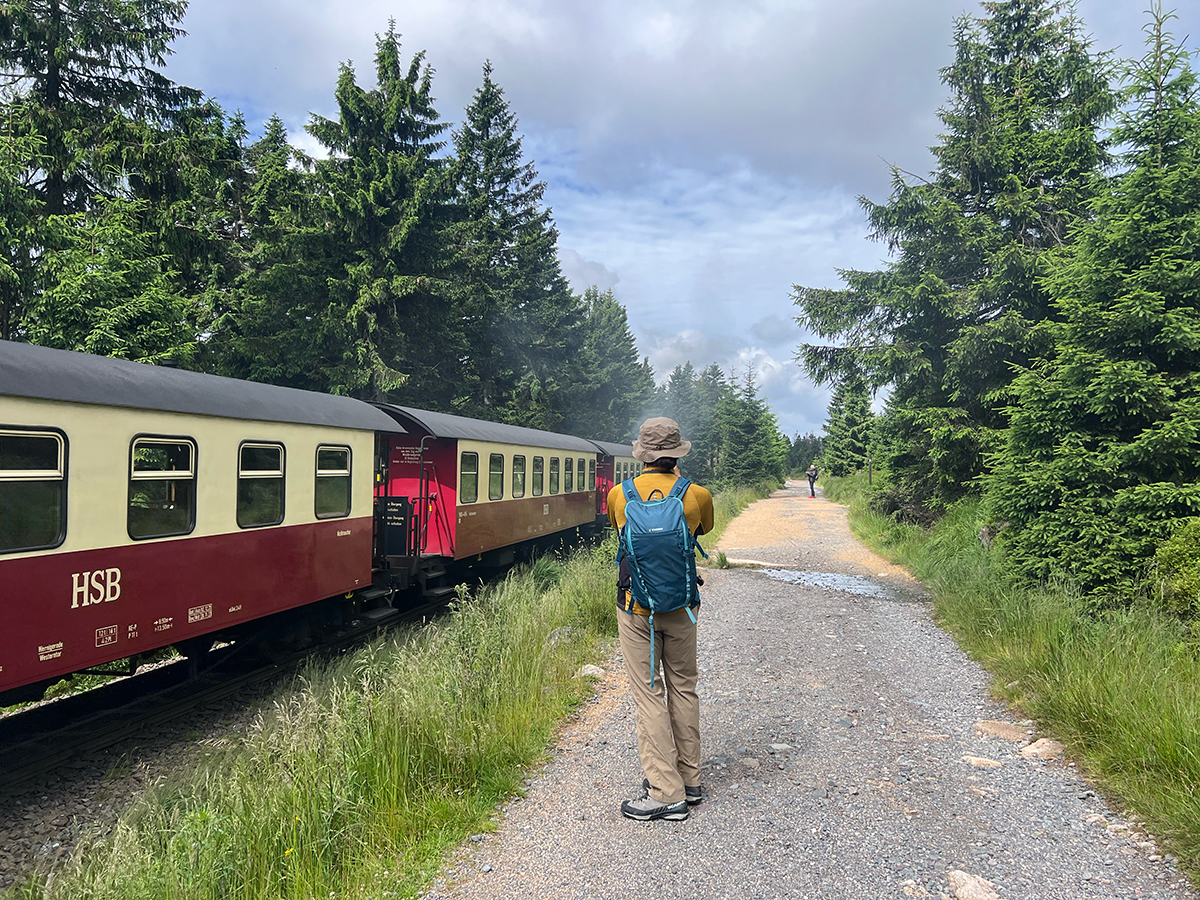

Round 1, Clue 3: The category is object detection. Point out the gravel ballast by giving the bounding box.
[427,481,1196,900]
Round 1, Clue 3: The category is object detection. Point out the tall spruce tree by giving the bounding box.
[0,0,240,350]
[788,432,824,474]
[305,22,456,400]
[654,361,727,479]
[23,197,195,361]
[0,0,196,216]
[450,62,584,422]
[691,363,730,478]
[0,127,44,341]
[821,374,873,477]
[986,8,1200,599]
[715,368,786,483]
[205,115,343,389]
[560,286,654,441]
[794,0,1114,513]
[659,362,700,428]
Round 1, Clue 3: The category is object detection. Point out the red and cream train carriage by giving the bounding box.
[0,342,404,704]
[0,341,643,706]
[590,440,643,523]
[373,406,609,584]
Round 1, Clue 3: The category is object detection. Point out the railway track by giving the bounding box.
[0,599,446,794]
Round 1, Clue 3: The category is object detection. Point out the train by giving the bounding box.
[0,341,644,706]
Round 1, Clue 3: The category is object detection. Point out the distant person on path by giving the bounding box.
[608,417,714,822]
[806,463,818,498]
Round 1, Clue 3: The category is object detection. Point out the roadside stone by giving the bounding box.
[576,665,606,679]
[1020,738,1064,760]
[972,720,1028,742]
[961,755,1002,769]
[947,869,1002,900]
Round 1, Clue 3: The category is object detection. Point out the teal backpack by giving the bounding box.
[616,476,707,686]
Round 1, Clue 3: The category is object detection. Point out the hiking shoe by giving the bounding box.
[621,792,689,821]
[643,777,702,805]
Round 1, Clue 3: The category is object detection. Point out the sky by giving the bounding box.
[166,0,1198,440]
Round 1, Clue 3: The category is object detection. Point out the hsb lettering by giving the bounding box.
[71,568,121,608]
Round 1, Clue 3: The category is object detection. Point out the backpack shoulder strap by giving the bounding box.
[621,478,639,503]
[667,476,692,499]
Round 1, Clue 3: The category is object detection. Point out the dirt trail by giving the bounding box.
[715,481,915,582]
[427,482,1194,900]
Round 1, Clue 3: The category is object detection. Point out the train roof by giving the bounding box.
[0,341,406,433]
[590,439,636,458]
[377,405,599,452]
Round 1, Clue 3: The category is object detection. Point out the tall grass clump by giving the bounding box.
[816,471,870,506]
[11,546,615,900]
[828,484,1200,880]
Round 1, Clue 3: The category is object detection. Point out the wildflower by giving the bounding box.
[285,848,294,856]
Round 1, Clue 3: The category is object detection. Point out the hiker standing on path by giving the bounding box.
[805,464,818,498]
[608,417,714,822]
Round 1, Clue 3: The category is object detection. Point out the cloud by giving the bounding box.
[558,249,620,293]
[643,335,829,439]
[642,328,740,382]
[749,314,798,349]
[168,0,960,197]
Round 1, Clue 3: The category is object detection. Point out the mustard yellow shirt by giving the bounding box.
[608,467,714,614]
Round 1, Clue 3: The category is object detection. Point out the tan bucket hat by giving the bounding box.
[632,417,692,463]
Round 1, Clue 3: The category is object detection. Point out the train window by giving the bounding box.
[589,459,596,491]
[512,455,526,498]
[549,457,560,494]
[129,437,196,539]
[0,429,67,553]
[532,456,543,496]
[489,453,504,500]
[237,442,285,528]
[577,458,585,490]
[315,445,352,519]
[564,457,573,492]
[460,452,478,503]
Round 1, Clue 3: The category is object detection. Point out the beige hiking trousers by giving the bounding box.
[617,608,701,805]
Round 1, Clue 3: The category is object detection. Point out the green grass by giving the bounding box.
[825,482,1200,882]
[8,546,616,900]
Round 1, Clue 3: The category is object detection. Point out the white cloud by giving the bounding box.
[558,249,620,293]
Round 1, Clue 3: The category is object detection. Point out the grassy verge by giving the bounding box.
[9,549,616,900]
[824,477,1200,881]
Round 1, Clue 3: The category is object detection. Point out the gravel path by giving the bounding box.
[426,481,1196,900]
